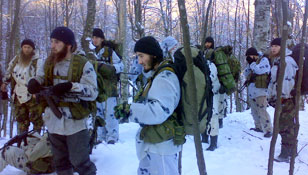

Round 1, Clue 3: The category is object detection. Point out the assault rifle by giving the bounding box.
[35,87,62,119]
[35,87,82,119]
[238,74,257,93]
[0,130,34,151]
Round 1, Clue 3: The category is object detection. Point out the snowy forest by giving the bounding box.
[0,0,308,175]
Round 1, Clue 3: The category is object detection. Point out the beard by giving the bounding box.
[143,57,155,73]
[47,45,68,64]
[20,51,35,67]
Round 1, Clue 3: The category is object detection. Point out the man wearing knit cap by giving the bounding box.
[268,38,298,163]
[244,47,272,138]
[28,26,98,175]
[1,39,44,134]
[114,36,182,175]
[92,28,123,144]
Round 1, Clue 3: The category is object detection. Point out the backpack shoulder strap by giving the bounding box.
[69,54,88,82]
[102,46,113,63]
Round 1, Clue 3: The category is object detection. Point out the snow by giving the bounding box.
[1,106,308,175]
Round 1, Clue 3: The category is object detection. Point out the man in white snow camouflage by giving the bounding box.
[92,28,124,144]
[115,36,182,175]
[244,47,273,138]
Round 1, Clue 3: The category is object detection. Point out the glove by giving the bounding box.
[246,56,255,65]
[219,86,226,94]
[28,79,41,94]
[114,102,131,123]
[268,98,276,108]
[51,82,72,97]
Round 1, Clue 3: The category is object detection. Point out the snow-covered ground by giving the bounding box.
[1,106,308,175]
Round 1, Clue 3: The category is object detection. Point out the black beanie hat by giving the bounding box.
[21,39,35,50]
[50,27,76,46]
[92,28,105,39]
[245,47,258,56]
[271,38,281,46]
[134,36,163,61]
[205,36,214,49]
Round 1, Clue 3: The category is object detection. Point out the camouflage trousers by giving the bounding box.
[138,152,179,175]
[279,98,296,148]
[249,96,273,133]
[14,98,44,133]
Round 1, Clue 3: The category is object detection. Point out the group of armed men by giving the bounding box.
[0,25,300,175]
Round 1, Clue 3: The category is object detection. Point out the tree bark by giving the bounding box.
[81,0,96,54]
[267,1,289,175]
[253,0,271,54]
[200,0,213,52]
[177,0,207,174]
[289,0,308,174]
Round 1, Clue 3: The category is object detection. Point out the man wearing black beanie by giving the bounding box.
[1,38,44,134]
[91,28,123,145]
[114,36,182,175]
[28,26,98,175]
[243,47,273,138]
[268,38,299,163]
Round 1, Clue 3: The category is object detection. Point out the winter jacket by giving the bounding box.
[244,56,271,99]
[208,60,221,117]
[268,49,299,100]
[128,63,181,160]
[34,54,98,135]
[3,51,43,104]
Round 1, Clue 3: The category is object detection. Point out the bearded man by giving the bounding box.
[27,27,98,175]
[1,39,44,133]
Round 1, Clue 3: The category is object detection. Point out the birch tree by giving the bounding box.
[253,0,271,54]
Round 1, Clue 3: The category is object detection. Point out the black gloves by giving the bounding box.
[51,82,73,96]
[28,79,41,94]
[246,56,255,65]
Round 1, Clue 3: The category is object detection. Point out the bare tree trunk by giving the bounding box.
[253,0,271,54]
[81,0,96,54]
[267,1,289,175]
[289,0,308,174]
[200,0,213,52]
[118,0,128,101]
[177,0,207,174]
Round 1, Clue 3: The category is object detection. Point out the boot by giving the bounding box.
[201,132,209,143]
[219,119,223,128]
[206,136,218,151]
[275,145,290,163]
[57,168,74,175]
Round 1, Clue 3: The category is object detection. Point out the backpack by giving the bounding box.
[227,54,241,83]
[291,43,308,95]
[172,46,213,136]
[78,51,118,102]
[135,47,213,145]
[210,46,237,95]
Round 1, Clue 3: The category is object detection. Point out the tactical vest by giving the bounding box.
[134,61,185,145]
[96,46,113,64]
[251,57,270,89]
[44,54,96,120]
